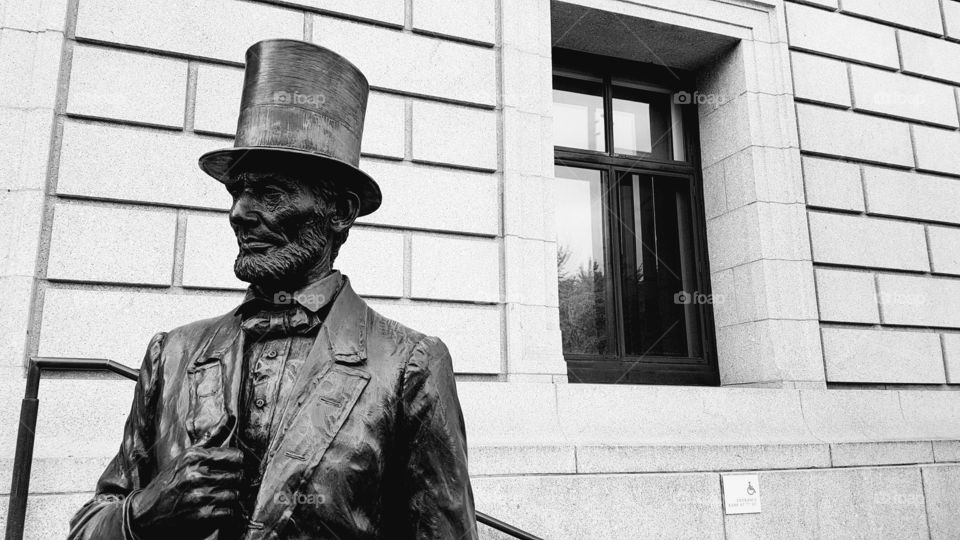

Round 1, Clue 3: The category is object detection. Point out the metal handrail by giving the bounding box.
[5,357,542,540]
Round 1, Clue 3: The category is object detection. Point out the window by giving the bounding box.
[552,50,717,386]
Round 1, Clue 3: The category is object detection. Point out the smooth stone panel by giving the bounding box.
[921,465,960,539]
[473,472,724,540]
[724,467,928,539]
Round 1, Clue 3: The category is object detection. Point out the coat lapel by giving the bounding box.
[246,278,371,538]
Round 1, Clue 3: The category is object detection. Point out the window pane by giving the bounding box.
[618,173,700,357]
[612,85,672,159]
[555,165,610,355]
[553,76,605,151]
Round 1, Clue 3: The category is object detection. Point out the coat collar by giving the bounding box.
[187,273,368,444]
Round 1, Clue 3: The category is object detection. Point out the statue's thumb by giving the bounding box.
[196,415,236,449]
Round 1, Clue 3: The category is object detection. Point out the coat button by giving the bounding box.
[265,349,277,359]
[255,398,266,408]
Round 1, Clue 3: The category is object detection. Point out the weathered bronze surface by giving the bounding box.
[68,39,478,540]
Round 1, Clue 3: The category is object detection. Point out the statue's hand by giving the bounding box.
[128,417,243,540]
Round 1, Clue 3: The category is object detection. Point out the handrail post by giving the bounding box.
[5,361,42,540]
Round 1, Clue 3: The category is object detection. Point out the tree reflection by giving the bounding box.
[557,245,607,355]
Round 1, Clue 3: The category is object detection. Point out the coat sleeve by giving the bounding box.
[398,335,478,540]
[67,332,167,540]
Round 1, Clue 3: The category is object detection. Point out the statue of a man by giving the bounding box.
[69,39,478,540]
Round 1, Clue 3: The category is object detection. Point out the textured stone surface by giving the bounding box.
[409,234,499,302]
[412,0,496,43]
[790,51,850,106]
[940,334,960,384]
[840,0,943,33]
[715,319,825,385]
[0,277,34,368]
[57,121,231,209]
[921,465,960,539]
[928,226,960,276]
[181,212,245,290]
[312,16,496,106]
[504,304,566,377]
[556,385,816,446]
[876,273,960,327]
[933,441,960,462]
[46,203,177,285]
[830,441,935,467]
[74,0,302,63]
[800,389,925,442]
[899,390,960,440]
[821,327,945,384]
[0,108,55,191]
[786,3,899,68]
[472,473,724,540]
[850,65,958,127]
[67,44,187,128]
[913,125,960,176]
[576,443,830,474]
[946,0,960,39]
[286,0,404,26]
[361,92,405,159]
[0,493,92,540]
[808,211,928,271]
[358,159,498,236]
[369,302,501,374]
[38,287,242,367]
[335,227,404,298]
[724,467,928,539]
[192,63,242,135]
[796,104,914,167]
[470,445,575,476]
[899,31,960,84]
[1,190,44,277]
[411,101,498,170]
[456,383,563,446]
[815,268,879,323]
[0,28,63,110]
[863,166,960,225]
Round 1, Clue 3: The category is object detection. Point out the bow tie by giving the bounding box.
[241,305,321,339]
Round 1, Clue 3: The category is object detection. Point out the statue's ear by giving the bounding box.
[331,190,360,233]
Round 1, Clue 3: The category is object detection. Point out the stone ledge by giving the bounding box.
[4,382,960,490]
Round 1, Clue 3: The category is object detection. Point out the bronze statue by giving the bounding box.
[68,39,478,540]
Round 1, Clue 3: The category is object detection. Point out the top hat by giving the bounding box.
[199,39,381,216]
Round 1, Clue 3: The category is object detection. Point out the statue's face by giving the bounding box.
[226,170,333,289]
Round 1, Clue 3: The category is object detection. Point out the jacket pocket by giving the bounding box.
[187,357,227,444]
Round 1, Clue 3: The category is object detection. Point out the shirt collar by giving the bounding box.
[237,270,343,316]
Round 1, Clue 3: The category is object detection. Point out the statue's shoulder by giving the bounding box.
[364,306,452,365]
[365,306,428,351]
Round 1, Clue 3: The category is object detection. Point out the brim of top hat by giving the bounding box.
[198,147,382,217]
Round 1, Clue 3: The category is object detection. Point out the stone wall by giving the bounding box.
[787,0,960,385]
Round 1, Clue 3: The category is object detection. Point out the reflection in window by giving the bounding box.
[618,173,700,357]
[612,85,672,159]
[555,165,608,355]
[552,76,605,151]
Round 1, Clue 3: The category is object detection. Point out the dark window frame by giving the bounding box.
[553,48,719,386]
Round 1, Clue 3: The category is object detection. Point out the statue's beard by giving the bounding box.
[233,215,328,288]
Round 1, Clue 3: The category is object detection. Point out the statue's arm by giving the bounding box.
[67,332,167,540]
[398,336,479,540]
